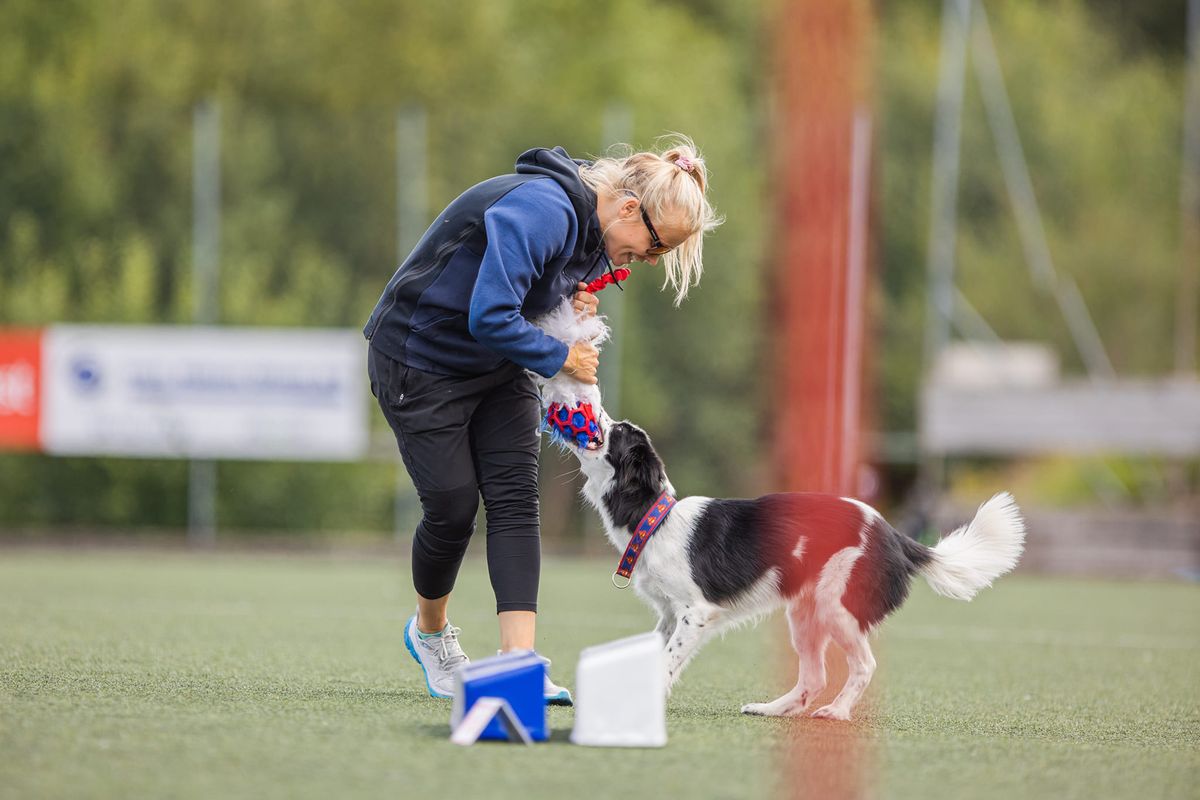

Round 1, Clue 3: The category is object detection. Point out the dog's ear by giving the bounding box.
[616,430,665,496]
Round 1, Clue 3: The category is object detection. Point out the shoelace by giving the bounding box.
[429,625,469,670]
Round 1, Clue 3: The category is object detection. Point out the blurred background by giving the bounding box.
[0,0,1196,579]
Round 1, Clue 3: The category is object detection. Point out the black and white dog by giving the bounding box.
[570,415,1026,721]
[532,298,1025,720]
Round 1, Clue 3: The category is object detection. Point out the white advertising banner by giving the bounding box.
[41,325,368,461]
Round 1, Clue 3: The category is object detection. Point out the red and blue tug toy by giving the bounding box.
[544,401,601,450]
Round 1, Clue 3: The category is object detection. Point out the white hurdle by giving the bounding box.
[570,632,667,748]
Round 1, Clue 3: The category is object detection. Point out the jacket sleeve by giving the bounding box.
[468,181,575,378]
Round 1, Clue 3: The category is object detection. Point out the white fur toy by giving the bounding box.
[531,297,611,449]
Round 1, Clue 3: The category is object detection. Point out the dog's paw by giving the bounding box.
[742,701,806,717]
[810,704,851,721]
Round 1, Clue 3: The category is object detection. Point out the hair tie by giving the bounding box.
[675,156,695,173]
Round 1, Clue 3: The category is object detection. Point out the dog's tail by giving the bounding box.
[915,492,1026,601]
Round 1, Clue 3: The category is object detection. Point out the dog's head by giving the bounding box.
[586,415,666,487]
[571,414,674,530]
[595,419,673,530]
[602,420,666,489]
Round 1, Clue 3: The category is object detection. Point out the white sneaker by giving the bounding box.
[404,615,470,699]
[497,650,572,705]
[543,660,573,706]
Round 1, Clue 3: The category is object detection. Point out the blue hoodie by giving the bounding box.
[363,147,608,378]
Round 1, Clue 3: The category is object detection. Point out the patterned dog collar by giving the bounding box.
[612,492,677,589]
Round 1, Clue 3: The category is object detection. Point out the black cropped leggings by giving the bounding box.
[367,346,542,613]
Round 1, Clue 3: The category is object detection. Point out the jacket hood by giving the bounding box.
[514,146,603,256]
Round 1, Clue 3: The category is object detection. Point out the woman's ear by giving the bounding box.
[619,195,640,220]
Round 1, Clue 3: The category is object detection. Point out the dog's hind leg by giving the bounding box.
[663,604,721,690]
[742,595,829,717]
[810,605,876,721]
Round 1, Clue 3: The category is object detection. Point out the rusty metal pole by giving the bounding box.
[770,1,875,797]
[771,1,874,500]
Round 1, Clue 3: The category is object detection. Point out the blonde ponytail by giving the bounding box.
[579,134,723,305]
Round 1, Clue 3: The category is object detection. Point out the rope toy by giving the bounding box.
[584,267,630,294]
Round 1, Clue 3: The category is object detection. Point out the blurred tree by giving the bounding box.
[878,0,1185,433]
[0,0,1189,534]
[1090,0,1190,60]
[0,0,764,536]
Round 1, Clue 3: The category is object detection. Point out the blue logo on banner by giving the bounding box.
[71,357,101,393]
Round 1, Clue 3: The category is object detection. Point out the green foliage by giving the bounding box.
[0,0,764,534]
[0,0,1190,533]
[0,454,188,528]
[878,0,1188,436]
[949,454,1192,510]
[217,461,399,533]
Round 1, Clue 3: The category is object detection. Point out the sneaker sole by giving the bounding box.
[403,618,452,700]
[546,692,573,707]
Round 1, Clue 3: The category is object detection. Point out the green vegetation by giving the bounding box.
[1,550,1196,799]
[879,0,1186,426]
[0,0,1193,535]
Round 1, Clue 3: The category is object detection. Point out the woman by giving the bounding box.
[364,137,720,702]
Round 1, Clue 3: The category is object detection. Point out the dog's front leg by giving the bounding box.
[644,593,677,646]
[655,614,677,644]
[664,607,720,690]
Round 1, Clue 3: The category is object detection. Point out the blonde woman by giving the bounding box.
[364,137,721,702]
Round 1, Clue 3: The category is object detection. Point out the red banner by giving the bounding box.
[0,329,43,451]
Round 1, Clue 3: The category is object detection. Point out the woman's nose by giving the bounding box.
[644,254,660,266]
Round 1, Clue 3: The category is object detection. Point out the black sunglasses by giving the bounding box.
[638,206,673,256]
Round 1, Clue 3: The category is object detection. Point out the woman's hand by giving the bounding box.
[573,283,599,317]
[561,342,600,384]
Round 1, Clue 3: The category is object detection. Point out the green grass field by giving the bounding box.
[1,549,1197,799]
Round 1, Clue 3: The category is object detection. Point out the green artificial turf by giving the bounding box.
[1,549,1197,799]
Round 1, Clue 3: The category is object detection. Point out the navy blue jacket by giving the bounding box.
[363,147,608,378]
